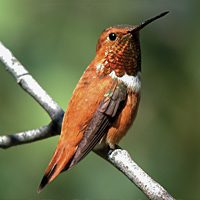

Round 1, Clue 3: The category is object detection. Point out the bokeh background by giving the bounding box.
[0,0,200,199]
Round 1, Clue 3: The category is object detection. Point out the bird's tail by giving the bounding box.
[37,142,76,193]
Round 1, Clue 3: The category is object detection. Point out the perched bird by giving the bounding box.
[38,11,169,192]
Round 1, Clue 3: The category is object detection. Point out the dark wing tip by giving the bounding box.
[37,164,58,193]
[37,174,49,193]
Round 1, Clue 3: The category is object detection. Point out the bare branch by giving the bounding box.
[0,124,58,149]
[0,42,175,200]
[109,150,174,200]
[0,41,63,120]
[94,147,175,200]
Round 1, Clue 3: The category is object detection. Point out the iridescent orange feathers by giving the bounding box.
[38,11,169,192]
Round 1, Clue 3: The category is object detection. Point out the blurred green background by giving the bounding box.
[0,0,200,199]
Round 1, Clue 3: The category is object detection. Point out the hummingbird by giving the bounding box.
[38,11,169,192]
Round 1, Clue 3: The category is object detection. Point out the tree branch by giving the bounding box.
[0,41,175,200]
[0,42,63,120]
[0,124,57,149]
[95,147,175,200]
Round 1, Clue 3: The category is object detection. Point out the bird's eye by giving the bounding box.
[108,33,117,41]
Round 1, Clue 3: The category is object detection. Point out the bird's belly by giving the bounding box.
[105,92,140,147]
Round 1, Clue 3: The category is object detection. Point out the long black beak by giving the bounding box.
[132,11,169,33]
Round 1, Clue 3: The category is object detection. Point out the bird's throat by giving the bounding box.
[110,71,141,93]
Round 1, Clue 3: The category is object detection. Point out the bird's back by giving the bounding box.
[38,61,116,191]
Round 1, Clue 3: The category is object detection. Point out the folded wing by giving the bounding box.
[38,71,127,192]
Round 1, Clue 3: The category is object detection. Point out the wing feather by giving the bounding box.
[67,82,127,169]
[38,66,127,192]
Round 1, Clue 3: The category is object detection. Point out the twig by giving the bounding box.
[0,41,175,200]
[0,42,63,120]
[109,150,174,200]
[95,147,175,200]
[0,124,56,149]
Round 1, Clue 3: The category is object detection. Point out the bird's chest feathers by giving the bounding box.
[95,62,141,145]
[96,62,141,93]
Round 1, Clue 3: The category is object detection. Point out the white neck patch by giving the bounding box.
[109,71,141,93]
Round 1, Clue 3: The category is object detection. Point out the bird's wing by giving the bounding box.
[68,82,127,169]
[38,66,127,192]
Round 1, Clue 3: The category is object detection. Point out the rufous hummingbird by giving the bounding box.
[38,11,169,192]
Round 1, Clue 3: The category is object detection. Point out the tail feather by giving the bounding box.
[37,164,57,193]
[38,144,76,193]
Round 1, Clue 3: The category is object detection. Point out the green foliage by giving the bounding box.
[0,0,200,199]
